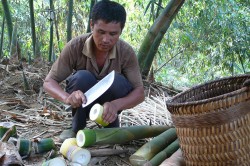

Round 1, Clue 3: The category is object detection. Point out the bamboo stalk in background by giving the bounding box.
[129,128,177,166]
[29,0,36,58]
[0,15,5,58]
[76,125,171,147]
[1,0,13,44]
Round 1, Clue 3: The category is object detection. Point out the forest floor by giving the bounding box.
[0,57,177,166]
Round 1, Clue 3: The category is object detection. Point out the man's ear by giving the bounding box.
[90,19,94,31]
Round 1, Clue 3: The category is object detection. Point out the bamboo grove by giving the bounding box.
[0,0,249,89]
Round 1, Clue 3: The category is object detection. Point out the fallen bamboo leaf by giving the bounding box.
[0,141,23,165]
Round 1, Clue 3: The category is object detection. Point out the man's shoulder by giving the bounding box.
[116,38,134,52]
[68,33,92,46]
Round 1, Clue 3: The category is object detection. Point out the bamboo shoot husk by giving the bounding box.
[76,125,171,147]
[159,148,185,166]
[129,128,177,166]
[148,139,180,166]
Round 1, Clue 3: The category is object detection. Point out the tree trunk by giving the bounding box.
[67,0,73,42]
[138,0,185,78]
[29,0,37,58]
[49,0,54,62]
[1,0,12,45]
[86,0,96,33]
[0,15,5,58]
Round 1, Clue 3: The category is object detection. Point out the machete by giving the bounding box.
[64,70,115,111]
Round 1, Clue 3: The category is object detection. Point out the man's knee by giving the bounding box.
[66,70,97,93]
[109,73,133,97]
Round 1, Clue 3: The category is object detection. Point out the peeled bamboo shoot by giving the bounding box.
[76,125,171,147]
[42,157,66,166]
[60,138,91,165]
[89,103,109,127]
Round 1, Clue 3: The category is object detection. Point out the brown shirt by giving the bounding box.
[48,33,143,88]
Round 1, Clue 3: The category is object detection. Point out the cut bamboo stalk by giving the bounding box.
[76,125,171,147]
[129,128,177,166]
[1,126,15,142]
[148,139,180,166]
[0,122,17,139]
[17,138,32,157]
[33,138,56,154]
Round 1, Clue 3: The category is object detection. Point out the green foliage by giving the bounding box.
[0,0,248,90]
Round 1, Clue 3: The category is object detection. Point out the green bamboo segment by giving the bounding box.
[42,157,67,166]
[76,125,171,147]
[149,139,180,166]
[17,138,32,157]
[129,128,177,166]
[76,129,96,147]
[33,138,56,154]
[0,122,17,139]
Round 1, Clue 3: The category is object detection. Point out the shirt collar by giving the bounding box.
[82,35,116,59]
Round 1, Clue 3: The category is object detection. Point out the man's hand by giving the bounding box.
[102,102,119,124]
[65,90,86,108]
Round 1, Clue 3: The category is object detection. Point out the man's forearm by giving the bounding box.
[43,79,70,104]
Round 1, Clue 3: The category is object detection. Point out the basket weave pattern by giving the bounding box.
[166,75,250,166]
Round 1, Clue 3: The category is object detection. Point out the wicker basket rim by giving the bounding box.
[167,87,249,107]
[166,75,250,107]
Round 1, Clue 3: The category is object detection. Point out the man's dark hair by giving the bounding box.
[91,0,126,30]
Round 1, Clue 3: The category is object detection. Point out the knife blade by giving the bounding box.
[82,70,115,108]
[64,70,115,111]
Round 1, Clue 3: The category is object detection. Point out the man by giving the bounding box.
[43,0,145,142]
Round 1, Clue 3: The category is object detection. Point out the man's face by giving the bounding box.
[91,20,122,52]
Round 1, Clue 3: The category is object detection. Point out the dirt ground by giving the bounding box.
[0,59,167,166]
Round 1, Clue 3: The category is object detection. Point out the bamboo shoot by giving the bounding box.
[129,128,177,166]
[76,125,171,147]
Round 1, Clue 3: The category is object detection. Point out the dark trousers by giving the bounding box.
[66,70,133,133]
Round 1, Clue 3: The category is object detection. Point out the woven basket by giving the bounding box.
[166,75,250,166]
